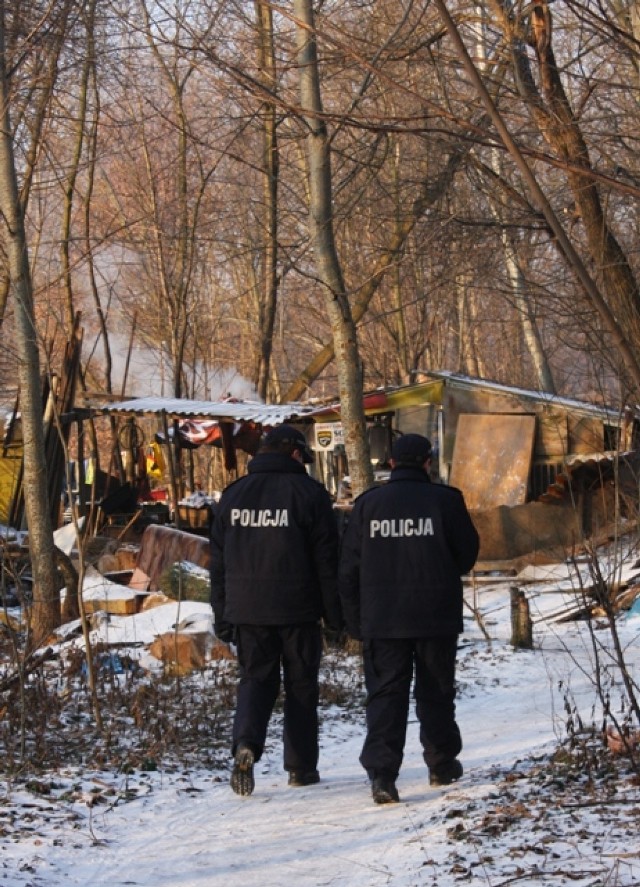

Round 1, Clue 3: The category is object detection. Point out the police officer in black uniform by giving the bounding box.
[210,424,341,796]
[339,433,479,804]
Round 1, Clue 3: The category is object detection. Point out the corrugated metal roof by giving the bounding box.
[95,397,318,426]
[421,371,632,422]
[95,374,636,427]
[309,373,635,423]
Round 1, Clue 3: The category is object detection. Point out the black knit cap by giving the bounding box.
[263,424,314,463]
[391,433,432,466]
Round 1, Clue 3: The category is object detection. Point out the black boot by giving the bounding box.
[288,770,320,787]
[429,759,463,787]
[371,775,400,804]
[230,744,255,796]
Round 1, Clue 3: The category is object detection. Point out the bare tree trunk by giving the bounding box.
[139,2,198,400]
[391,142,411,383]
[456,273,482,378]
[434,0,640,395]
[0,4,59,645]
[60,0,97,333]
[607,0,640,91]
[0,268,7,331]
[0,2,70,331]
[484,154,555,391]
[81,30,114,395]
[473,9,555,392]
[253,0,279,402]
[293,0,372,496]
[632,0,640,90]
[502,227,555,392]
[494,0,640,351]
[284,149,466,401]
[467,288,486,378]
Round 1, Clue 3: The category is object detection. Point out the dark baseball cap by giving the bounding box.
[391,433,432,466]
[264,424,314,463]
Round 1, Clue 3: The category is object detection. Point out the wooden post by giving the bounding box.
[510,587,533,649]
[161,410,181,528]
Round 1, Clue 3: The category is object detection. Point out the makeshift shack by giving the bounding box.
[87,374,640,565]
[310,371,640,565]
[92,396,319,534]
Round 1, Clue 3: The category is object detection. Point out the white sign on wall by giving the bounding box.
[314,423,344,451]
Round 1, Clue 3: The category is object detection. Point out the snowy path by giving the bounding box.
[4,595,640,887]
[24,720,518,887]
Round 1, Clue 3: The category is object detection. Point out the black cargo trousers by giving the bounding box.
[232,622,323,773]
[359,635,462,780]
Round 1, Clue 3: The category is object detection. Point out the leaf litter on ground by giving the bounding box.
[1,558,640,887]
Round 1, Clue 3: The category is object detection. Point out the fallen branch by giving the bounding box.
[559,797,640,809]
[494,867,606,885]
[0,646,57,693]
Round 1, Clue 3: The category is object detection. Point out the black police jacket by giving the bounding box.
[338,466,479,638]
[210,452,341,629]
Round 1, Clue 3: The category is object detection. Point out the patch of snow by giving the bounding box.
[53,518,85,555]
[84,600,213,648]
[2,560,640,887]
[80,566,139,605]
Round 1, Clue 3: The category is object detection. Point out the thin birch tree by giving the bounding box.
[0,0,59,645]
[292,0,372,495]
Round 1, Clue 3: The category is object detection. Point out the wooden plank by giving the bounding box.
[83,595,138,616]
[529,597,592,624]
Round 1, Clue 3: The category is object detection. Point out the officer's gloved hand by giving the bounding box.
[215,621,235,644]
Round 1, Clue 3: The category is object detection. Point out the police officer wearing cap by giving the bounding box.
[210,424,342,796]
[339,433,479,804]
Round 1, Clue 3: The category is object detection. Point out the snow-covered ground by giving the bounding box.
[2,578,640,887]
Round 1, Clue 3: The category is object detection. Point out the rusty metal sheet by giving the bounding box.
[449,413,536,510]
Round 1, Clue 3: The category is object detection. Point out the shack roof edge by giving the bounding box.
[93,396,319,426]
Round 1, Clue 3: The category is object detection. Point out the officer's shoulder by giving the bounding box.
[308,473,329,490]
[219,475,249,497]
[351,485,381,505]
[295,472,329,493]
[432,482,465,499]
